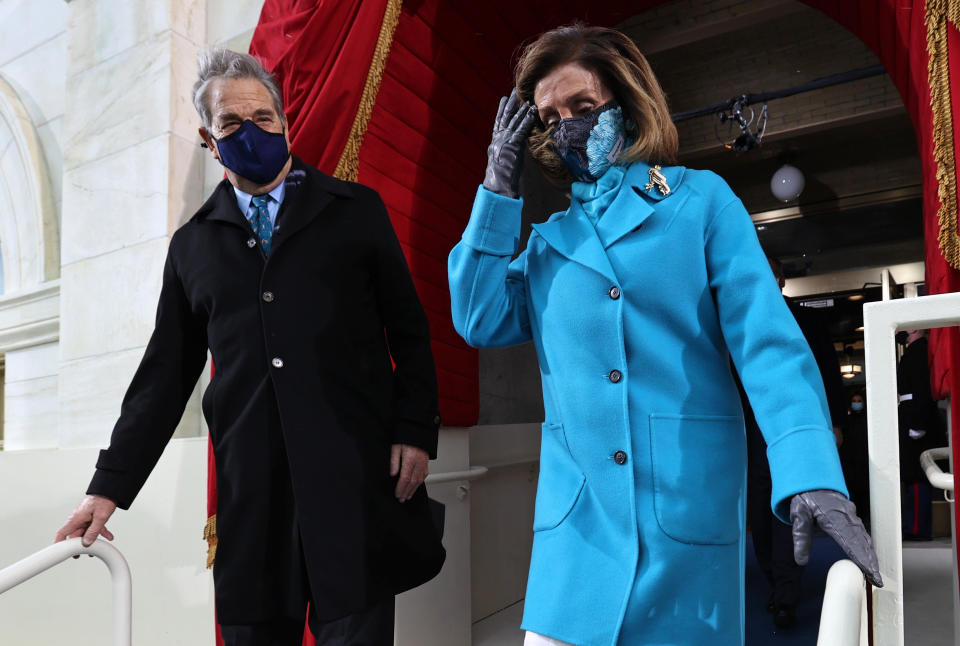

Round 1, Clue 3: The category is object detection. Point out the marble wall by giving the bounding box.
[0,0,66,226]
[57,0,208,448]
[0,0,65,449]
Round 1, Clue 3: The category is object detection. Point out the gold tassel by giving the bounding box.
[333,0,404,182]
[925,0,960,270]
[203,514,217,569]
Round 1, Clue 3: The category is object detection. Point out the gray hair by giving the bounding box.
[192,48,285,131]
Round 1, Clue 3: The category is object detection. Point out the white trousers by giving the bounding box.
[524,631,576,646]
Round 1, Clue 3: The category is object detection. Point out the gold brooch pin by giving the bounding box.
[644,165,671,196]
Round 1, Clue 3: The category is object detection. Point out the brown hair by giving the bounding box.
[515,23,678,188]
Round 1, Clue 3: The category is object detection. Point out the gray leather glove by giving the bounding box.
[791,489,883,587]
[483,89,537,198]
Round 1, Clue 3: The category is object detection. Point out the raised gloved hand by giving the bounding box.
[483,89,538,198]
[791,489,883,587]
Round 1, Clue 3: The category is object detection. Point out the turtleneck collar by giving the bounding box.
[570,163,629,227]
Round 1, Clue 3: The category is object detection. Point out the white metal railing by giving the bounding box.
[862,291,960,646]
[920,447,955,495]
[426,465,490,501]
[0,538,131,645]
[817,560,869,646]
[425,465,488,485]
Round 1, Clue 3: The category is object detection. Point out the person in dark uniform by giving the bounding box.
[898,329,947,540]
[744,258,847,629]
[840,391,870,531]
[53,48,445,646]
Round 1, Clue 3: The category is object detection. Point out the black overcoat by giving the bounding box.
[87,157,445,624]
[898,337,947,482]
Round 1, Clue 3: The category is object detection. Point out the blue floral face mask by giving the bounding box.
[552,102,627,182]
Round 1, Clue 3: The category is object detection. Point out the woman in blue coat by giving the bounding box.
[448,25,881,646]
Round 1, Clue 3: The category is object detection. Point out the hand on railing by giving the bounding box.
[0,538,133,646]
[791,489,883,588]
[55,494,118,547]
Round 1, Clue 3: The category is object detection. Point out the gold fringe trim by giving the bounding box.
[203,514,217,569]
[333,0,404,181]
[926,0,960,270]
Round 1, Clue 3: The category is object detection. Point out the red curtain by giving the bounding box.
[249,0,394,175]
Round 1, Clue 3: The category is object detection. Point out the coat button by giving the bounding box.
[608,369,622,383]
[614,450,628,465]
[271,357,284,368]
[609,286,621,300]
[247,238,257,248]
[262,291,274,302]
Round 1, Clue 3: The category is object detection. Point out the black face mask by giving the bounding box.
[551,101,621,182]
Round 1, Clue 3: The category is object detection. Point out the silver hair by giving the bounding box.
[192,48,285,131]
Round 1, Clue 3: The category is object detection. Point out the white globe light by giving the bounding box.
[770,164,805,202]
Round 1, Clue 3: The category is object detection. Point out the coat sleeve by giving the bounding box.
[86,241,209,509]
[447,186,532,348]
[367,192,441,458]
[703,183,847,522]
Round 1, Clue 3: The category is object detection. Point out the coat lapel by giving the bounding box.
[198,181,251,231]
[530,163,687,280]
[271,158,352,253]
[196,157,353,254]
[593,162,687,249]
[531,200,618,283]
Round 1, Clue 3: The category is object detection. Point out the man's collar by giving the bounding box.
[233,177,286,215]
[194,157,354,234]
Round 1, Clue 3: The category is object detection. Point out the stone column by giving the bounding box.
[58,0,207,448]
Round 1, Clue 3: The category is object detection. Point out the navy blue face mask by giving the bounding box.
[214,119,290,185]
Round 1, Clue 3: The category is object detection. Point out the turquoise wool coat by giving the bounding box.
[448,161,847,646]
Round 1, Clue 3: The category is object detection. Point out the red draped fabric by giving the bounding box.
[249,0,394,175]
[207,2,960,640]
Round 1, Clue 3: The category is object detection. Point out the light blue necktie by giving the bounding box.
[249,195,272,255]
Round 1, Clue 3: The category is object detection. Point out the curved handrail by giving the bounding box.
[920,447,954,492]
[0,538,131,645]
[817,559,868,646]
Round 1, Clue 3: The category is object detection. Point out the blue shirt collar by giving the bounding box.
[233,180,286,216]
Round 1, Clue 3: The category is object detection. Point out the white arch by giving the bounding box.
[0,73,59,293]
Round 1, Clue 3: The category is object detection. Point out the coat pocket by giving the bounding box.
[649,414,744,545]
[533,422,586,532]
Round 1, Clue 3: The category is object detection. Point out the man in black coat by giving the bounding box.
[898,329,947,540]
[55,48,445,646]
